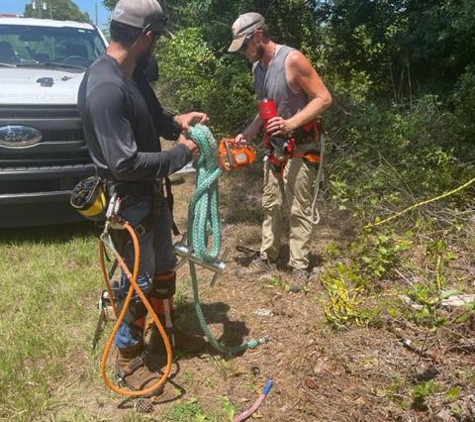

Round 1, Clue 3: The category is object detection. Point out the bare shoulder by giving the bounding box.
[285,49,317,84]
[286,49,312,69]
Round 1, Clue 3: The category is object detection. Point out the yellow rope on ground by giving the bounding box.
[366,177,475,229]
[436,255,442,293]
[323,277,365,326]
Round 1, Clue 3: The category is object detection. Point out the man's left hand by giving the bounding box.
[267,116,290,136]
[175,112,210,131]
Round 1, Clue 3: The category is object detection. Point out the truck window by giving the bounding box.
[0,25,106,66]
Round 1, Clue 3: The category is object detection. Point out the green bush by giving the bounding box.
[452,65,475,142]
[156,28,256,136]
[327,95,471,223]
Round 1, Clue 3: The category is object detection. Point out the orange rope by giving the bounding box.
[98,221,173,397]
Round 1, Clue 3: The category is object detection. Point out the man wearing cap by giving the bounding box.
[78,0,207,395]
[229,12,332,292]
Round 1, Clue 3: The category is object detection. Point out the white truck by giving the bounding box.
[0,17,108,227]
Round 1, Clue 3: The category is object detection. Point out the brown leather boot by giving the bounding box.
[116,343,164,397]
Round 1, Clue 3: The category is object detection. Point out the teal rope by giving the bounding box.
[187,124,222,262]
[187,124,268,355]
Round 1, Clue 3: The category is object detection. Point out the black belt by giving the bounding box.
[98,172,178,235]
[104,180,162,197]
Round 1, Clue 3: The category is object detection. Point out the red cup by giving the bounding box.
[258,98,277,121]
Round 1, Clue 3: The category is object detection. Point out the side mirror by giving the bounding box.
[145,57,159,82]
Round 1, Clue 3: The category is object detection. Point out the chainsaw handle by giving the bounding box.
[224,140,235,169]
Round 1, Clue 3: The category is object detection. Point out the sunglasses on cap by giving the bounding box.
[142,14,169,34]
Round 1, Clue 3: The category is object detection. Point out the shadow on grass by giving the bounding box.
[175,301,251,358]
[0,221,99,244]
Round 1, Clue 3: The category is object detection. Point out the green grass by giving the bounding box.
[0,223,102,421]
[0,223,225,422]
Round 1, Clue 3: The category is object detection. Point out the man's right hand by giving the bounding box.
[178,135,200,161]
[232,134,248,147]
[174,112,210,131]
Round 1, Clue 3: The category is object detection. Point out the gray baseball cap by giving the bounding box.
[111,0,173,39]
[228,12,265,52]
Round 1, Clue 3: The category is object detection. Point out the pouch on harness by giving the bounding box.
[265,119,322,174]
[70,176,108,222]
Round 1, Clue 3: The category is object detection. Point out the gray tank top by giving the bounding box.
[253,45,308,120]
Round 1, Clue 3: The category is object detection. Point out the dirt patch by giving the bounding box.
[61,162,475,422]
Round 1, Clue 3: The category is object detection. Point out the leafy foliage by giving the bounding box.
[315,0,475,100]
[23,0,90,22]
[412,380,440,410]
[156,28,256,136]
[162,397,220,421]
[451,65,475,140]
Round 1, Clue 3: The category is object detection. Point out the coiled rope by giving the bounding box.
[187,124,268,354]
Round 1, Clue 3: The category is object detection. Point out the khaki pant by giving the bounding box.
[260,144,318,270]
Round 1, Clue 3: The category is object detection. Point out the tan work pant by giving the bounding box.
[260,145,318,270]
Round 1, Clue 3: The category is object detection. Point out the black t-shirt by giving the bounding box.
[77,54,191,182]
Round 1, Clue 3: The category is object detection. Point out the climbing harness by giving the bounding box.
[257,98,325,225]
[174,124,269,354]
[96,193,174,397]
[266,119,325,225]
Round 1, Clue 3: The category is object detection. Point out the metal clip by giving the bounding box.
[174,242,226,277]
[106,192,121,220]
[173,233,191,272]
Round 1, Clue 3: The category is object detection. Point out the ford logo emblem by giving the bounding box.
[0,125,43,148]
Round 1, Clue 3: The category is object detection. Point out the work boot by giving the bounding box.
[240,255,277,277]
[256,256,277,270]
[288,268,310,293]
[116,343,164,397]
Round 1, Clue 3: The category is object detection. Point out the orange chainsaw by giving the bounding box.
[218,138,256,172]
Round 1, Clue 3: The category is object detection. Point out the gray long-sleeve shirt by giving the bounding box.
[78,54,190,182]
